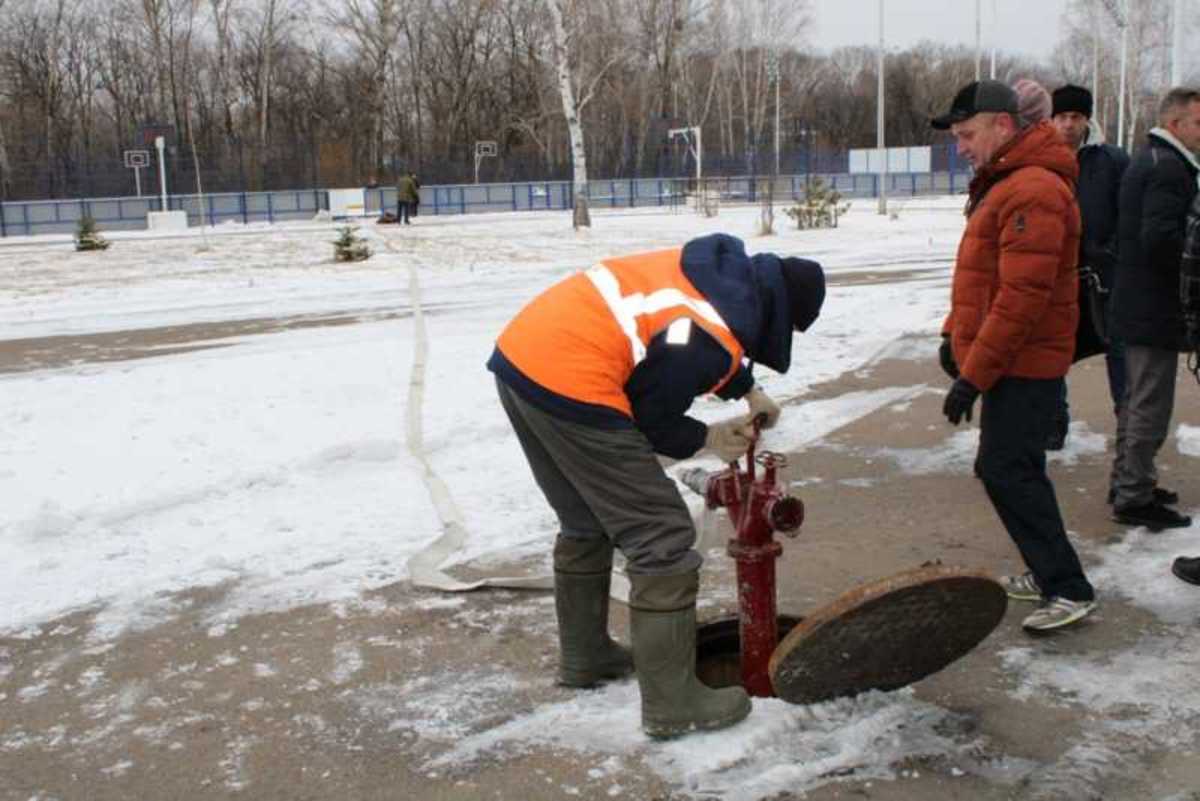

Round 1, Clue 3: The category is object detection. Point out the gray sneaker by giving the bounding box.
[1022,597,1096,632]
[1001,572,1042,602]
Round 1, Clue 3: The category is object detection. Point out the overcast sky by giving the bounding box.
[811,0,1070,62]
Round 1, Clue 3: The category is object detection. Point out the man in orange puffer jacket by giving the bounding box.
[933,80,1097,633]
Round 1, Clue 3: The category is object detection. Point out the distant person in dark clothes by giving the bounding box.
[409,171,421,218]
[1172,192,1200,585]
[1108,88,1200,531]
[397,171,419,224]
[1049,84,1131,451]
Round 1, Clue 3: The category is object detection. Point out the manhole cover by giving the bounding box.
[768,565,1007,704]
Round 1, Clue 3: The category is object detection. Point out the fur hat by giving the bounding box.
[779,258,826,332]
[1052,84,1093,118]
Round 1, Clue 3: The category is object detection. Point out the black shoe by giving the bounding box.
[1172,557,1200,586]
[1113,502,1192,531]
[1107,487,1179,505]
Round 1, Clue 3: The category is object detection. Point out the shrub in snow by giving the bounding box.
[74,215,111,251]
[785,178,850,230]
[333,225,371,262]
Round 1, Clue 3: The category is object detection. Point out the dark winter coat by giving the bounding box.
[1073,141,1130,360]
[943,121,1081,392]
[1076,142,1130,281]
[1181,193,1200,339]
[1111,131,1200,351]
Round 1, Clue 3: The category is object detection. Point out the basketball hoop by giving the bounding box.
[124,150,151,197]
[474,140,498,184]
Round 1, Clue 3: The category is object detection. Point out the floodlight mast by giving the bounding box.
[1099,0,1128,149]
[877,0,887,216]
[1171,0,1184,86]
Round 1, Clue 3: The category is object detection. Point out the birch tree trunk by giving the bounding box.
[546,0,590,229]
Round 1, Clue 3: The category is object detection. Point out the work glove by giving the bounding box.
[704,416,756,463]
[938,335,959,380]
[745,384,782,429]
[943,378,980,425]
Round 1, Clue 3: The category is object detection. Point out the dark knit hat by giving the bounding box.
[1052,84,1093,118]
[779,257,826,332]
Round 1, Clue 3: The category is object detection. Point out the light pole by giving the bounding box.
[878,0,887,216]
[1100,0,1128,149]
[766,50,781,177]
[990,0,997,79]
[1092,0,1100,115]
[1172,0,1184,86]
[974,0,982,81]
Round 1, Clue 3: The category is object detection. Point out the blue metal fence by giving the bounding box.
[0,172,970,237]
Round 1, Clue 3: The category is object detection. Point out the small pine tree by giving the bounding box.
[333,225,371,262]
[74,215,111,251]
[784,178,851,231]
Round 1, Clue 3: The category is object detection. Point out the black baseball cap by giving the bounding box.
[931,80,1019,130]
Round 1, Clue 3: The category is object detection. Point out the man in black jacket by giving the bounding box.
[1109,87,1200,530]
[1172,193,1200,585]
[1049,85,1130,450]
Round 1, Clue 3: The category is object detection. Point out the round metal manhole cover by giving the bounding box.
[768,565,1007,705]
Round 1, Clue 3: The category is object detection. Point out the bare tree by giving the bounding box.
[545,0,628,228]
[331,0,403,172]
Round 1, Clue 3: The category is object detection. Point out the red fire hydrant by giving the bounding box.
[683,419,805,697]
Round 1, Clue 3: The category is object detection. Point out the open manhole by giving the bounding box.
[767,565,1007,705]
[695,615,803,690]
[694,566,1006,703]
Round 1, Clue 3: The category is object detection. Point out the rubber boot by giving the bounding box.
[553,536,633,688]
[629,571,752,738]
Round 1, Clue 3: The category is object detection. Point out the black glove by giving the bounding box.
[938,335,959,379]
[943,378,980,425]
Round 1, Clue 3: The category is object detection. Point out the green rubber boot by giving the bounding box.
[554,536,634,688]
[629,571,752,738]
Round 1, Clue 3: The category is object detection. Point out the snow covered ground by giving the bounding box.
[0,202,962,638]
[5,199,1200,800]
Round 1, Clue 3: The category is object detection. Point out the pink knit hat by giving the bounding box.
[1012,79,1052,128]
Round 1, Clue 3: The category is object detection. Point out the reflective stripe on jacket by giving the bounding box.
[495,247,744,416]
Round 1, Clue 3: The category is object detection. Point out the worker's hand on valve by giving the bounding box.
[745,385,781,429]
[704,416,757,463]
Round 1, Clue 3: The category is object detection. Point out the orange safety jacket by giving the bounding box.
[495,248,745,417]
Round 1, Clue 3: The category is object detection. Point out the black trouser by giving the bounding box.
[397,201,412,223]
[978,377,1095,602]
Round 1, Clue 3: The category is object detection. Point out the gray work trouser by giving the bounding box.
[1110,345,1179,509]
[496,379,702,576]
